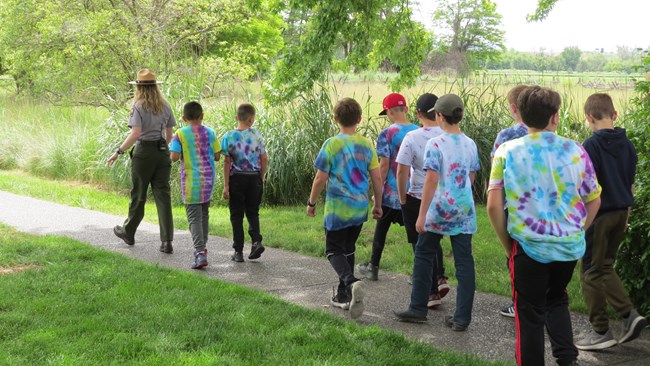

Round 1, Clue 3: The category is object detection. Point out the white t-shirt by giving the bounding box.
[395,126,444,199]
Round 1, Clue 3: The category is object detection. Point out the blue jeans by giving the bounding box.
[410,232,475,326]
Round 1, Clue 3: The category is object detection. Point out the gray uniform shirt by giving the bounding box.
[128,101,177,141]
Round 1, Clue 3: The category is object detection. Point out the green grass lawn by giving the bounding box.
[0,169,587,313]
[0,224,512,365]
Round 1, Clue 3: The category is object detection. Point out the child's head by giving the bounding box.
[379,93,408,121]
[433,94,464,124]
[584,93,616,121]
[236,103,256,126]
[507,84,528,120]
[517,86,561,130]
[334,98,362,127]
[416,93,438,122]
[182,101,203,123]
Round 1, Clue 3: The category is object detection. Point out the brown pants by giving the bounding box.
[581,210,633,332]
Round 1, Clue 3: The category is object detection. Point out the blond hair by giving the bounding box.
[134,84,167,115]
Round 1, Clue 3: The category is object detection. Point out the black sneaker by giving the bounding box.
[231,251,244,262]
[393,309,428,323]
[248,241,265,260]
[330,287,350,310]
[348,281,365,319]
[444,315,468,331]
[499,304,515,318]
[159,241,173,254]
[113,225,134,245]
[357,262,378,281]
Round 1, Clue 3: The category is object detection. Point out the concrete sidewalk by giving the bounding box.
[0,190,648,365]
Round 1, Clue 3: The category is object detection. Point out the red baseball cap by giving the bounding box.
[379,93,407,115]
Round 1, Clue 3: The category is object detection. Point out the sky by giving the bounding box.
[413,0,649,53]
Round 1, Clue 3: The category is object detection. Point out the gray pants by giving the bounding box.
[581,209,633,332]
[185,202,210,252]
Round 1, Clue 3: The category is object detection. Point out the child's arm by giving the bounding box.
[170,152,181,162]
[584,196,601,229]
[379,157,390,183]
[487,188,512,257]
[222,156,231,200]
[396,163,409,205]
[370,167,383,219]
[260,153,268,183]
[307,169,328,217]
[415,170,438,233]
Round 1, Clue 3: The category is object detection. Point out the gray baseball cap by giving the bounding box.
[429,94,464,115]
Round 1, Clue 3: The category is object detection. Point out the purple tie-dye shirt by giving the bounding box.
[491,122,528,159]
[221,128,266,175]
[376,123,419,209]
[488,132,601,263]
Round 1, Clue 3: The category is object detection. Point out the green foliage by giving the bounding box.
[432,0,505,74]
[527,0,560,21]
[0,0,283,103]
[266,1,431,103]
[619,50,650,316]
[560,47,582,71]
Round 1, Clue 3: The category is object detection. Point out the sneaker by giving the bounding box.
[407,275,413,285]
[330,287,350,310]
[231,251,244,262]
[159,241,173,254]
[393,309,427,323]
[427,293,442,309]
[348,281,365,319]
[191,250,208,269]
[575,328,617,350]
[444,315,468,331]
[249,241,265,260]
[357,262,378,281]
[619,309,648,344]
[499,304,515,318]
[113,225,134,245]
[437,277,450,298]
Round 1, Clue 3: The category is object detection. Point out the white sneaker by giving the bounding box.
[619,309,648,344]
[349,281,365,319]
[575,329,617,351]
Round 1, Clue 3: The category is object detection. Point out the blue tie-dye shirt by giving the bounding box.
[221,128,266,175]
[376,123,419,209]
[491,122,528,159]
[395,126,444,199]
[488,132,601,263]
[423,133,480,235]
[314,134,380,231]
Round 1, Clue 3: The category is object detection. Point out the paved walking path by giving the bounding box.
[1,190,648,365]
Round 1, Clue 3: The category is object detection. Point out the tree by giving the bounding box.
[559,46,582,71]
[265,0,431,103]
[432,0,505,74]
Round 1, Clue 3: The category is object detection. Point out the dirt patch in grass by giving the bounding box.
[0,265,39,275]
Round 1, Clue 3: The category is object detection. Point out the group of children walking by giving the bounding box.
[113,70,646,366]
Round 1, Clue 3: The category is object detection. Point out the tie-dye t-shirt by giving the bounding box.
[169,125,221,204]
[314,134,380,231]
[490,122,528,158]
[221,128,266,175]
[488,132,602,263]
[376,123,419,209]
[423,133,480,235]
[395,126,444,199]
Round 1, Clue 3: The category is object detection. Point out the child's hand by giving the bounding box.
[222,187,230,200]
[306,205,316,217]
[415,216,426,233]
[372,205,382,219]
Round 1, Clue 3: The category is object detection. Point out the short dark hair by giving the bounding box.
[183,101,203,121]
[584,93,615,120]
[237,103,256,121]
[334,98,362,127]
[507,84,528,105]
[517,86,561,129]
[438,109,463,124]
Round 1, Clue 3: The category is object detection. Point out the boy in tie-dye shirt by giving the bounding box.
[170,101,221,269]
[221,103,268,263]
[487,86,601,366]
[307,98,383,320]
[394,94,479,331]
[357,93,418,281]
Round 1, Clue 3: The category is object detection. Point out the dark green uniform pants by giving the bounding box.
[123,142,174,242]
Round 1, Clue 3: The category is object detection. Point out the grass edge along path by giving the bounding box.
[0,225,512,365]
[0,169,588,313]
